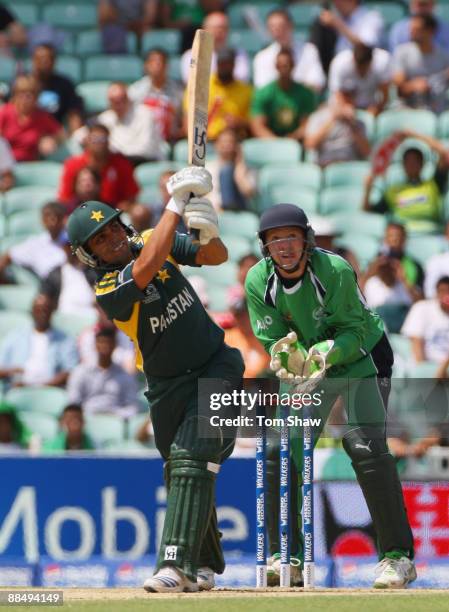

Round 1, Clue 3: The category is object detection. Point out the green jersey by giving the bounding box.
[245,248,385,378]
[96,229,224,379]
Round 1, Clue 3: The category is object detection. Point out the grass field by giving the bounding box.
[8,589,449,612]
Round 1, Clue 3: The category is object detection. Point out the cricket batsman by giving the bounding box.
[67,167,244,593]
[245,203,416,589]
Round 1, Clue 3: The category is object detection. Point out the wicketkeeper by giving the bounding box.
[67,167,244,593]
[245,203,416,589]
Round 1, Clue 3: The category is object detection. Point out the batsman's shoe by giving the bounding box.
[373,556,417,589]
[267,553,304,587]
[143,566,199,593]
[197,566,215,591]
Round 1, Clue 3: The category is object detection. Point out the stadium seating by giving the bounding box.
[76,30,137,56]
[405,234,447,265]
[76,81,111,114]
[135,161,182,187]
[376,109,437,142]
[7,264,40,288]
[84,55,143,83]
[388,333,412,362]
[7,3,39,27]
[0,57,15,83]
[218,211,259,242]
[330,211,386,241]
[6,386,68,417]
[141,30,181,56]
[0,311,31,339]
[229,29,266,55]
[319,186,364,215]
[183,261,237,287]
[85,414,125,448]
[228,2,278,28]
[222,235,253,262]
[42,3,97,33]
[323,161,370,188]
[261,186,319,215]
[52,311,97,338]
[14,162,62,189]
[258,163,322,207]
[173,139,216,163]
[0,285,35,312]
[6,210,44,236]
[366,2,406,26]
[336,233,379,268]
[242,138,302,168]
[19,411,59,442]
[3,186,57,216]
[289,2,321,27]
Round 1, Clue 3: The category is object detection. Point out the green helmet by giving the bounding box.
[67,201,140,269]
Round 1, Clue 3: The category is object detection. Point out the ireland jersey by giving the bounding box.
[95,230,224,378]
[245,248,385,378]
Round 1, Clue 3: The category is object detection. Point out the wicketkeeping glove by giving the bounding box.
[270,331,308,381]
[183,197,219,245]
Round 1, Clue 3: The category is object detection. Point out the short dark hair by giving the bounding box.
[353,43,373,65]
[266,8,293,25]
[34,43,56,56]
[277,46,295,64]
[95,326,116,340]
[402,147,424,164]
[145,47,168,62]
[436,275,449,289]
[62,403,83,416]
[89,123,110,136]
[238,253,259,267]
[387,221,406,234]
[42,201,66,217]
[411,13,438,31]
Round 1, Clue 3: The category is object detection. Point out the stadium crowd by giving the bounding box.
[0,0,448,475]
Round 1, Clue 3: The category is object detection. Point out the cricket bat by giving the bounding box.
[187,29,213,240]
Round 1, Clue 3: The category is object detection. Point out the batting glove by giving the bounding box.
[183,197,219,245]
[167,167,212,199]
[270,331,308,381]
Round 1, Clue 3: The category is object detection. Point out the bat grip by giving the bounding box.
[188,191,201,242]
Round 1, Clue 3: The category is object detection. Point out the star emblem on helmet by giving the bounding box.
[91,210,105,222]
[157,269,170,283]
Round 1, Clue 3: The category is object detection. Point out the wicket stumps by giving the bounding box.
[256,403,315,589]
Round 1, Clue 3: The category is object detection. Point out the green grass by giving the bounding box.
[32,593,449,612]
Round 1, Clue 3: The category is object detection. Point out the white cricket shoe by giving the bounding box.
[373,556,417,589]
[267,553,304,587]
[143,566,199,593]
[197,566,215,591]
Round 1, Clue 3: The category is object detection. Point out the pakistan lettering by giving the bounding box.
[149,288,194,333]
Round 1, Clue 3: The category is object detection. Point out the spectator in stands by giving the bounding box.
[31,43,84,133]
[363,129,448,232]
[181,11,250,83]
[250,47,317,141]
[0,402,30,452]
[40,236,96,319]
[44,403,95,452]
[328,42,391,115]
[224,297,270,377]
[98,0,158,53]
[0,136,15,192]
[128,48,184,142]
[253,8,325,91]
[67,327,140,417]
[96,82,167,164]
[436,352,449,378]
[401,275,449,363]
[207,127,256,212]
[362,223,423,332]
[389,0,449,53]
[425,221,449,297]
[129,203,153,233]
[148,169,187,232]
[58,124,139,211]
[0,201,67,282]
[201,47,253,141]
[304,85,370,166]
[226,252,259,308]
[0,76,64,162]
[63,167,102,215]
[159,0,224,52]
[393,13,449,113]
[78,304,136,374]
[135,415,155,447]
[0,293,78,387]
[0,2,27,56]
[310,0,384,74]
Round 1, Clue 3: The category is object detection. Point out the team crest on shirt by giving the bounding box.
[142,283,161,304]
[313,306,325,322]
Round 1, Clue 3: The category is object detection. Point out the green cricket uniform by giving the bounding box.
[250,80,317,137]
[245,247,414,561]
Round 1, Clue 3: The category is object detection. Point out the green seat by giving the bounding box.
[366,2,406,26]
[259,163,322,208]
[7,264,40,288]
[319,186,364,215]
[330,211,386,240]
[135,161,182,187]
[405,361,440,378]
[4,186,57,216]
[222,235,253,262]
[173,139,216,163]
[141,29,181,55]
[219,211,259,241]
[405,234,447,265]
[14,162,62,188]
[42,3,97,32]
[168,55,182,81]
[127,413,151,441]
[183,261,237,287]
[139,186,160,207]
[376,110,437,142]
[0,311,31,338]
[262,187,319,216]
[388,333,412,362]
[438,109,449,137]
[0,285,35,312]
[102,439,149,453]
[289,3,321,26]
[6,210,43,236]
[56,55,83,84]
[18,411,59,442]
[76,30,137,56]
[6,386,68,417]
[6,3,38,27]
[357,110,376,143]
[76,81,111,114]
[335,233,378,269]
[84,55,143,83]
[52,311,97,338]
[321,449,356,480]
[229,29,266,55]
[85,414,125,448]
[228,2,278,28]
[323,161,370,188]
[0,57,15,82]
[243,138,302,168]
[208,286,228,312]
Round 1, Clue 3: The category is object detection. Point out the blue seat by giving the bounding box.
[76,30,137,56]
[323,161,370,188]
[6,386,68,417]
[141,29,181,55]
[243,138,302,168]
[84,55,143,83]
[218,211,259,241]
[42,3,97,32]
[376,109,437,142]
[259,163,322,204]
[76,81,111,114]
[4,186,57,216]
[135,161,182,187]
[14,162,62,188]
[319,186,364,215]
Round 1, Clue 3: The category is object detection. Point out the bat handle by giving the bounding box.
[188,191,201,242]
